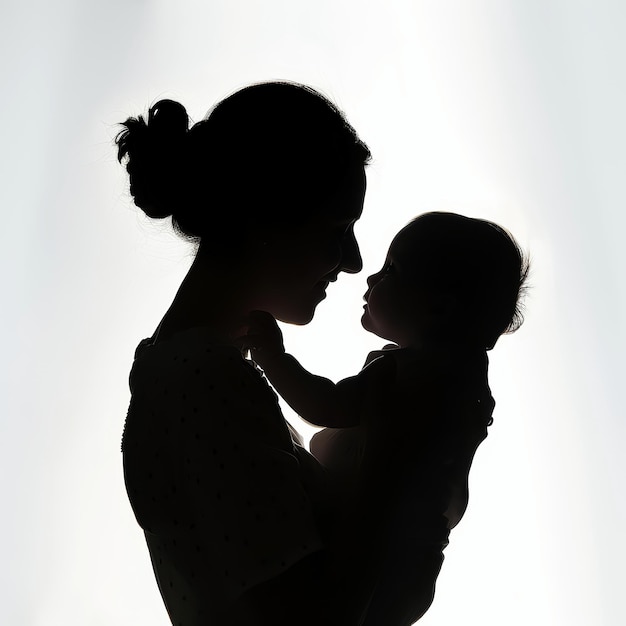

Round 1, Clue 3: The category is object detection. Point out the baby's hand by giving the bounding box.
[242,310,285,365]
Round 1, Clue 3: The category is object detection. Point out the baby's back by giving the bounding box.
[310,346,494,527]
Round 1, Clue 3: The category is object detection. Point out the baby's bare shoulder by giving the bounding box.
[363,344,398,367]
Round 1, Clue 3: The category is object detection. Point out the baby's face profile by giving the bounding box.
[361,227,429,348]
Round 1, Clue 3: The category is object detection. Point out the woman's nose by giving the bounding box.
[339,232,363,274]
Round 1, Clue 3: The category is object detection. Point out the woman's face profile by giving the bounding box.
[257,166,367,325]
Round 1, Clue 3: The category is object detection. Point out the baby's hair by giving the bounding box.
[115,81,371,246]
[401,212,530,350]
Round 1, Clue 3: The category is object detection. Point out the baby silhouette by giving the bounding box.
[243,211,529,624]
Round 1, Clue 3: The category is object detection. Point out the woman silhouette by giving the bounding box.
[117,82,446,625]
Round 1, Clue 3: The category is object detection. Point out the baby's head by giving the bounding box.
[362,212,529,351]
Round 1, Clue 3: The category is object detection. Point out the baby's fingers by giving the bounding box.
[244,310,285,355]
[247,310,281,334]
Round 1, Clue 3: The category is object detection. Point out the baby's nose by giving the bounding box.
[363,278,374,300]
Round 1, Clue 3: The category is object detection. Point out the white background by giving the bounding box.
[2,1,625,624]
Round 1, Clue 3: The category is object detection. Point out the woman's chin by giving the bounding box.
[275,313,313,326]
[275,303,318,326]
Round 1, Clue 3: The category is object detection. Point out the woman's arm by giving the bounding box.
[237,549,372,626]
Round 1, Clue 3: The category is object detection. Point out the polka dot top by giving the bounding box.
[122,326,327,625]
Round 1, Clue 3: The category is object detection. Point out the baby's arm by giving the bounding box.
[243,311,361,427]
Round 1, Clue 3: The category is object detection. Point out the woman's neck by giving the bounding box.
[153,252,253,345]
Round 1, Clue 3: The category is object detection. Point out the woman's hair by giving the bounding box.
[116,81,371,244]
[401,212,530,350]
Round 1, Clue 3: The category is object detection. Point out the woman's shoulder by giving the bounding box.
[130,326,247,387]
[125,327,268,442]
[135,325,242,359]
[125,325,295,450]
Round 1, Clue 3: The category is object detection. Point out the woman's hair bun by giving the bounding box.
[116,99,190,219]
[147,99,189,136]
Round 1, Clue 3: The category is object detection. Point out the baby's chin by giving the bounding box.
[360,309,372,332]
[361,311,391,342]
